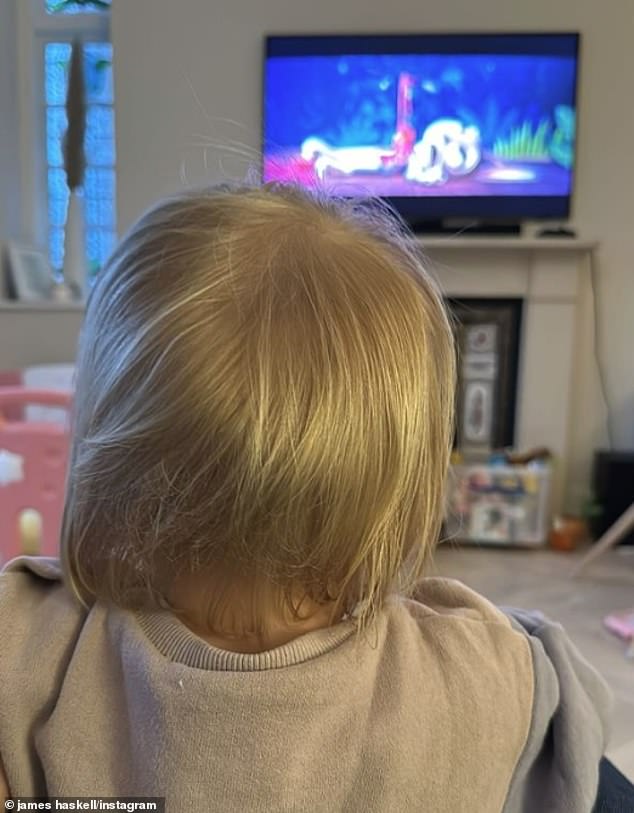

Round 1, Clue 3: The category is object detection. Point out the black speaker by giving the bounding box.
[592,451,634,545]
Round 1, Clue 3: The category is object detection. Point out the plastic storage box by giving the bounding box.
[444,463,552,546]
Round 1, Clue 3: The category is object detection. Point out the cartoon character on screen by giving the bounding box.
[300,138,394,179]
[406,119,482,185]
[299,72,417,179]
[382,73,417,169]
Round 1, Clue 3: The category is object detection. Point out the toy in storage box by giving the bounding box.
[445,463,552,546]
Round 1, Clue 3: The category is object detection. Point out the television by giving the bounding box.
[263,33,580,229]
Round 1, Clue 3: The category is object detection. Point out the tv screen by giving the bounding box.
[263,33,580,224]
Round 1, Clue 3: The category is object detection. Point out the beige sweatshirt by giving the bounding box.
[0,557,611,812]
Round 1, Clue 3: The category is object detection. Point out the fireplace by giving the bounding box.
[422,236,599,516]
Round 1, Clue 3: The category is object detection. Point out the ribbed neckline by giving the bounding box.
[135,609,358,672]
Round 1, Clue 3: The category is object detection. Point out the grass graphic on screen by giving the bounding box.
[493,119,551,160]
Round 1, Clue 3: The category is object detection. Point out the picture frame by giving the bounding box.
[448,298,523,452]
[5,242,54,302]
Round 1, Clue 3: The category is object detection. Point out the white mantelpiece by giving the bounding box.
[420,237,601,517]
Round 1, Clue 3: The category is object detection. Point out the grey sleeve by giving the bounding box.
[501,608,614,813]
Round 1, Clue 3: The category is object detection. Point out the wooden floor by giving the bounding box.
[433,542,634,780]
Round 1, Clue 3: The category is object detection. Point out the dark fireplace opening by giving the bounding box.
[447,298,523,453]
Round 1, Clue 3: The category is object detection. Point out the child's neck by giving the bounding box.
[167,570,338,654]
[178,605,336,653]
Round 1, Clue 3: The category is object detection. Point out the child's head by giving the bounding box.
[62,184,455,629]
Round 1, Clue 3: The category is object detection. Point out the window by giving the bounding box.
[28,0,115,277]
[46,0,111,12]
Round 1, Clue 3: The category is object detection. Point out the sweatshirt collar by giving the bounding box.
[135,609,357,671]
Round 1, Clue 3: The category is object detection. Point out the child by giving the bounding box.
[0,184,619,810]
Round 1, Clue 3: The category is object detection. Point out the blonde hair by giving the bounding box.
[61,183,455,630]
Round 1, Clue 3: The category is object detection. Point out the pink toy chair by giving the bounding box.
[0,387,73,565]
